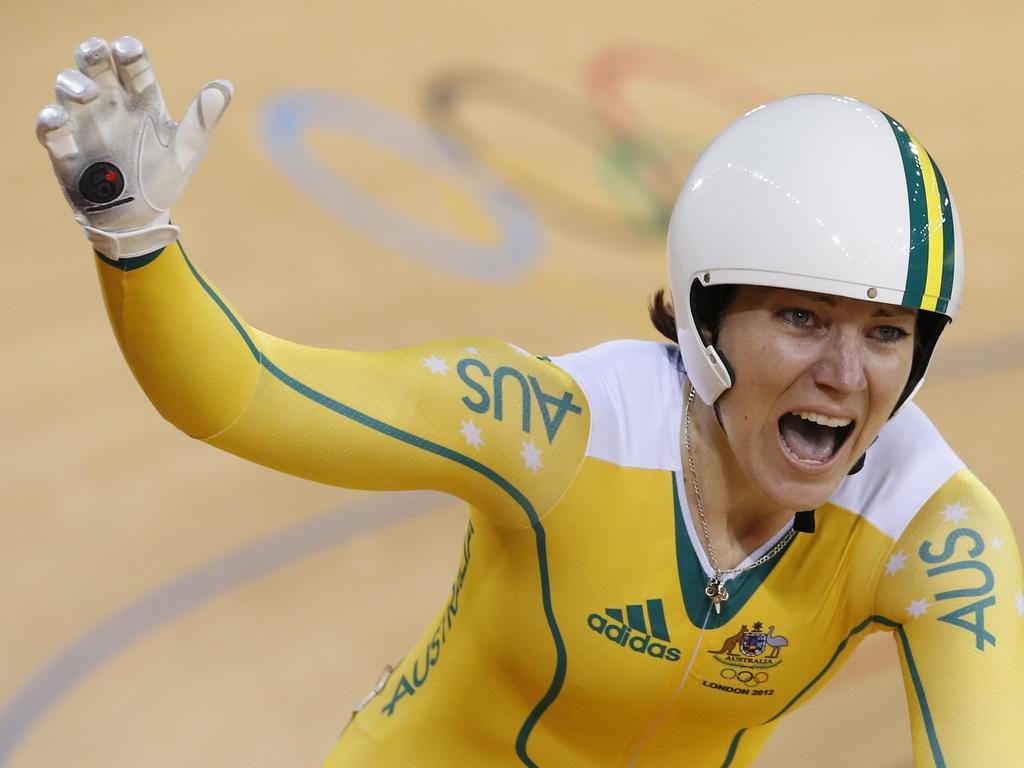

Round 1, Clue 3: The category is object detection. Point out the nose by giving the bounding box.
[812,327,868,394]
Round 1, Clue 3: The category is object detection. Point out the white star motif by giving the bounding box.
[422,355,450,375]
[885,551,908,576]
[940,502,969,524]
[991,537,1004,550]
[1016,592,1024,618]
[907,598,932,619]
[460,419,484,449]
[508,342,532,357]
[520,440,543,473]
[464,346,480,355]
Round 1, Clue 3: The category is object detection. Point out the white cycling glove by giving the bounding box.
[36,35,232,259]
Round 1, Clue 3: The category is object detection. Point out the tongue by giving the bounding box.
[779,414,839,463]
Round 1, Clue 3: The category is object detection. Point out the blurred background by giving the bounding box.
[4,1,1022,765]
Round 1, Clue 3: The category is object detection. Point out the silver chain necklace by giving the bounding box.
[682,385,797,614]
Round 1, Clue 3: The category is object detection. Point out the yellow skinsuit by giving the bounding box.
[95,241,1024,767]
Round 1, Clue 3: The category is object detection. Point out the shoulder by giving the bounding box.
[913,468,1009,540]
[872,465,1018,644]
[549,340,683,471]
[829,402,966,540]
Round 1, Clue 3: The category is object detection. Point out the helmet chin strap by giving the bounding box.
[709,335,736,432]
[848,453,867,475]
[712,400,727,431]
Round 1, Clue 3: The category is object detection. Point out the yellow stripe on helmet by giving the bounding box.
[909,133,945,312]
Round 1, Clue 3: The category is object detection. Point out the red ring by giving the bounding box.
[585,45,772,138]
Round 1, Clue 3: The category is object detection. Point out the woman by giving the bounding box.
[37,37,1023,766]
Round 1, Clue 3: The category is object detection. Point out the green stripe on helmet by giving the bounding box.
[930,158,955,315]
[883,113,930,309]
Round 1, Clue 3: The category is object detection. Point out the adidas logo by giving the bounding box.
[587,599,682,662]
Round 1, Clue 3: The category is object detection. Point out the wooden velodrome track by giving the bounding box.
[4,1,1023,765]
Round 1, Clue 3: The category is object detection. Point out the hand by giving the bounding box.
[36,36,233,259]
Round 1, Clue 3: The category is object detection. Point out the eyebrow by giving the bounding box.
[870,307,910,318]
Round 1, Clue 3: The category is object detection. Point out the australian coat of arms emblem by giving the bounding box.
[706,621,789,686]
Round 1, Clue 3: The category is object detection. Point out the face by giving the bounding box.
[711,285,916,512]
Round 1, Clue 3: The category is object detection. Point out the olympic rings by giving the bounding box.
[260,90,542,282]
[423,68,665,245]
[423,51,772,245]
[259,49,773,277]
[720,668,770,687]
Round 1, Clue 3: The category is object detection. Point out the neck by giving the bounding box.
[683,383,794,570]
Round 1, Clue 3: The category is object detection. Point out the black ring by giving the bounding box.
[422,68,671,246]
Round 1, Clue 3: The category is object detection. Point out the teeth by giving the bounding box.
[792,411,852,428]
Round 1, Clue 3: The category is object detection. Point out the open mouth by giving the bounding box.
[778,411,855,467]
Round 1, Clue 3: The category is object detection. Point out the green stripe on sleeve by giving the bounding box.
[176,244,567,767]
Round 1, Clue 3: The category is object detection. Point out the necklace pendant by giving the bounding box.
[704,579,719,600]
[705,577,729,614]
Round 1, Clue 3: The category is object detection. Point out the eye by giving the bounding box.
[871,325,910,343]
[779,308,816,328]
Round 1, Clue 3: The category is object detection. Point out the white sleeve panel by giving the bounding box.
[829,402,965,540]
[553,341,963,543]
[550,340,684,472]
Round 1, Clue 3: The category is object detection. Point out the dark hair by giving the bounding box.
[648,284,737,345]
[648,288,678,342]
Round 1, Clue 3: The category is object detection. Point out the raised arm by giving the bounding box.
[873,469,1024,766]
[37,37,590,527]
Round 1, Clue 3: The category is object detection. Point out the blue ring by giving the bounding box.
[260,91,542,281]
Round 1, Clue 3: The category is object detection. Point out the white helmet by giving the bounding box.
[668,94,964,409]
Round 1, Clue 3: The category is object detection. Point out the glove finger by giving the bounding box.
[75,37,119,90]
[142,79,233,211]
[173,79,234,172]
[36,103,78,161]
[111,36,159,98]
[55,69,101,109]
